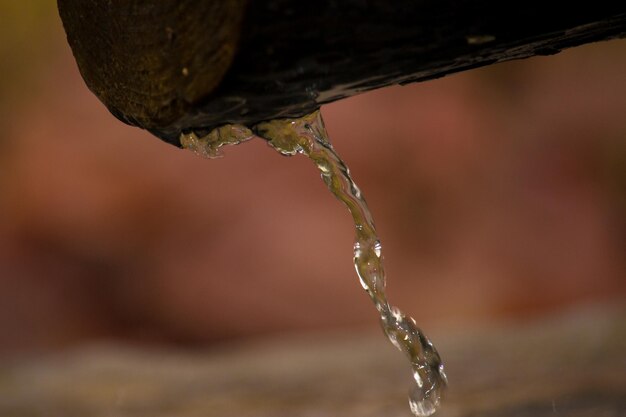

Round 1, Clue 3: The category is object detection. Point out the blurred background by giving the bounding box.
[1,3,624,356]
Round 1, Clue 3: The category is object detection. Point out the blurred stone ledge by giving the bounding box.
[1,305,624,417]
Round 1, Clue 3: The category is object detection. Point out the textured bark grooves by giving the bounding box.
[57,1,626,146]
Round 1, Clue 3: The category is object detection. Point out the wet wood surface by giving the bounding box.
[2,307,624,416]
[58,1,626,145]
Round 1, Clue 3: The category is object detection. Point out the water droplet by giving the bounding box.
[180,124,253,158]
[409,384,441,417]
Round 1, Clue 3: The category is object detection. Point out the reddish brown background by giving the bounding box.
[1,4,624,355]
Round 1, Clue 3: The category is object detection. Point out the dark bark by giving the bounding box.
[58,1,626,147]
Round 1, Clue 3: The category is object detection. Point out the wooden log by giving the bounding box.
[2,308,624,416]
[57,1,626,146]
[57,0,247,132]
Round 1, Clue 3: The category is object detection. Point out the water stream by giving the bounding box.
[181,110,447,416]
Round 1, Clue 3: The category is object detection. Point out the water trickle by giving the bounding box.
[181,110,447,416]
[180,124,253,158]
[255,110,447,416]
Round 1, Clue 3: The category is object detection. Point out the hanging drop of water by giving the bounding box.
[180,124,253,158]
